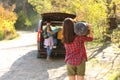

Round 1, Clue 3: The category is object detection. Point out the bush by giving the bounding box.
[0,30,4,40]
[0,4,17,40]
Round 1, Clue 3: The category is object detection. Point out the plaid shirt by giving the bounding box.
[64,36,93,65]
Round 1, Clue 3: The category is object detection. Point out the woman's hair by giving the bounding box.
[62,18,76,44]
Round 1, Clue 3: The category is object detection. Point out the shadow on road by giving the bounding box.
[0,50,66,80]
[88,43,109,60]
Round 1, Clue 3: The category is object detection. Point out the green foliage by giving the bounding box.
[28,0,108,41]
[0,30,4,40]
[27,0,120,44]
[15,10,29,29]
[28,0,52,13]
[108,70,120,80]
[14,1,39,30]
[0,4,17,40]
[111,28,120,43]
[74,0,108,41]
[15,9,38,30]
[25,18,32,27]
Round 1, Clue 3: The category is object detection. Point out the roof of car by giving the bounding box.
[41,12,76,22]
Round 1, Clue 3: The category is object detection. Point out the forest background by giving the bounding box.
[0,0,120,46]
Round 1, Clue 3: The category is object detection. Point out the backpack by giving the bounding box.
[42,26,49,39]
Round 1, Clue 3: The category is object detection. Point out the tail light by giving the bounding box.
[37,29,41,42]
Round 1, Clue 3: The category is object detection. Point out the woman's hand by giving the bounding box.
[87,23,93,38]
[87,23,92,31]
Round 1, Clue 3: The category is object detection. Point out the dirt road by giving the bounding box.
[0,31,68,80]
[0,31,120,80]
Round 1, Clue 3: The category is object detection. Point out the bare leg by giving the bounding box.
[68,76,75,80]
[76,75,84,80]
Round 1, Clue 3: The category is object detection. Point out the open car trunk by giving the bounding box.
[38,12,76,57]
[41,25,65,54]
[41,12,76,22]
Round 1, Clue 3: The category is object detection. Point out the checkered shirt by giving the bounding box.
[64,36,93,65]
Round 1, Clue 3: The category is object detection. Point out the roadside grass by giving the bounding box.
[5,33,19,40]
[108,70,120,80]
[0,26,35,42]
[0,33,19,42]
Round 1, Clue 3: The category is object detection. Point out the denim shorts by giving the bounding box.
[67,60,86,76]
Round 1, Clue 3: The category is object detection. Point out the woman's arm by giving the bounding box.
[88,24,93,38]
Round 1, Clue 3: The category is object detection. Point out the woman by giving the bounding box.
[44,21,54,61]
[62,18,93,80]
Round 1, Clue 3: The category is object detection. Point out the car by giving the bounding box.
[37,12,76,58]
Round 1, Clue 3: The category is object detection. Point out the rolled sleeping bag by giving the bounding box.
[74,22,89,36]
